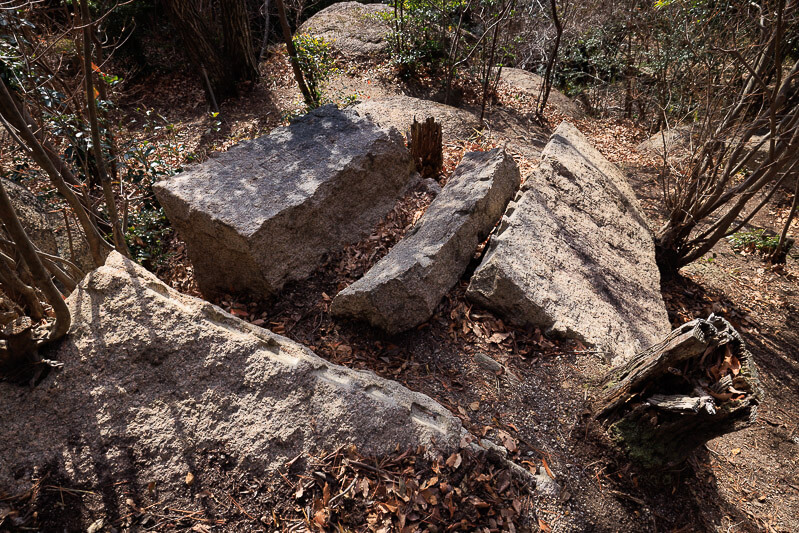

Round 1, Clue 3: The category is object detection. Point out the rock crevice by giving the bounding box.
[332,149,521,333]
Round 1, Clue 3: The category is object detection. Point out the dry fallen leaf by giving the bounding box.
[446,452,463,469]
[497,429,517,453]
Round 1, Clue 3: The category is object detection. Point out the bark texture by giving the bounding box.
[165,0,259,102]
[594,316,761,469]
[409,117,443,178]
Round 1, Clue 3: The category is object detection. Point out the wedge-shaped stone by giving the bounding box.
[332,149,521,333]
[0,252,463,502]
[467,123,671,363]
[154,105,414,297]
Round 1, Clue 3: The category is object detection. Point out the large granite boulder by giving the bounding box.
[636,125,696,163]
[0,252,463,504]
[154,105,414,297]
[499,68,584,119]
[298,2,393,60]
[2,178,94,274]
[354,96,482,142]
[467,122,671,363]
[2,178,58,257]
[353,96,549,161]
[332,149,521,333]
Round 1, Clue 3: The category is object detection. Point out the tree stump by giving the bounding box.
[593,315,761,469]
[410,117,443,179]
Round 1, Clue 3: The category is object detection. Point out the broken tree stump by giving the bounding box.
[410,116,443,178]
[593,315,761,469]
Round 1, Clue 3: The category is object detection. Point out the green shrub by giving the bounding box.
[727,229,792,257]
[293,33,336,109]
[386,0,456,76]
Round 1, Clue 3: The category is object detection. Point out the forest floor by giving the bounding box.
[4,46,798,532]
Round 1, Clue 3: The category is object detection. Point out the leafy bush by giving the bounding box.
[125,206,171,268]
[727,229,792,258]
[386,0,470,75]
[293,33,336,109]
[119,112,188,268]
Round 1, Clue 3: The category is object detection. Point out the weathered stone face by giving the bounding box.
[2,178,95,274]
[332,149,521,333]
[499,68,584,119]
[354,96,482,143]
[0,252,463,501]
[353,96,550,163]
[298,2,394,60]
[154,105,414,297]
[3,178,58,257]
[467,122,671,363]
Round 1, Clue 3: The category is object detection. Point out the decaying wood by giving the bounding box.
[410,117,443,178]
[593,315,761,469]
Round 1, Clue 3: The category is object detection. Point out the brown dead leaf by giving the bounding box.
[542,457,555,479]
[446,452,462,469]
[378,500,398,514]
[488,332,510,344]
[497,430,517,453]
[322,482,331,505]
[313,508,328,528]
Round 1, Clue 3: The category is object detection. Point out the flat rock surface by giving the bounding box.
[0,252,463,502]
[332,149,521,333]
[154,105,414,297]
[298,2,393,59]
[636,125,696,162]
[467,122,671,363]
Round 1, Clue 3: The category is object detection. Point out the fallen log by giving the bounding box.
[593,315,762,469]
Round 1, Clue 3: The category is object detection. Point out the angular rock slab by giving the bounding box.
[332,149,521,333]
[467,122,671,363]
[154,105,414,297]
[0,252,463,500]
[298,2,393,60]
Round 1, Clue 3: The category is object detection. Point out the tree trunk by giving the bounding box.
[536,0,562,117]
[274,0,314,108]
[0,78,112,267]
[593,316,761,469]
[221,0,260,83]
[770,174,798,263]
[165,0,259,102]
[409,117,443,179]
[80,0,130,258]
[0,180,71,344]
